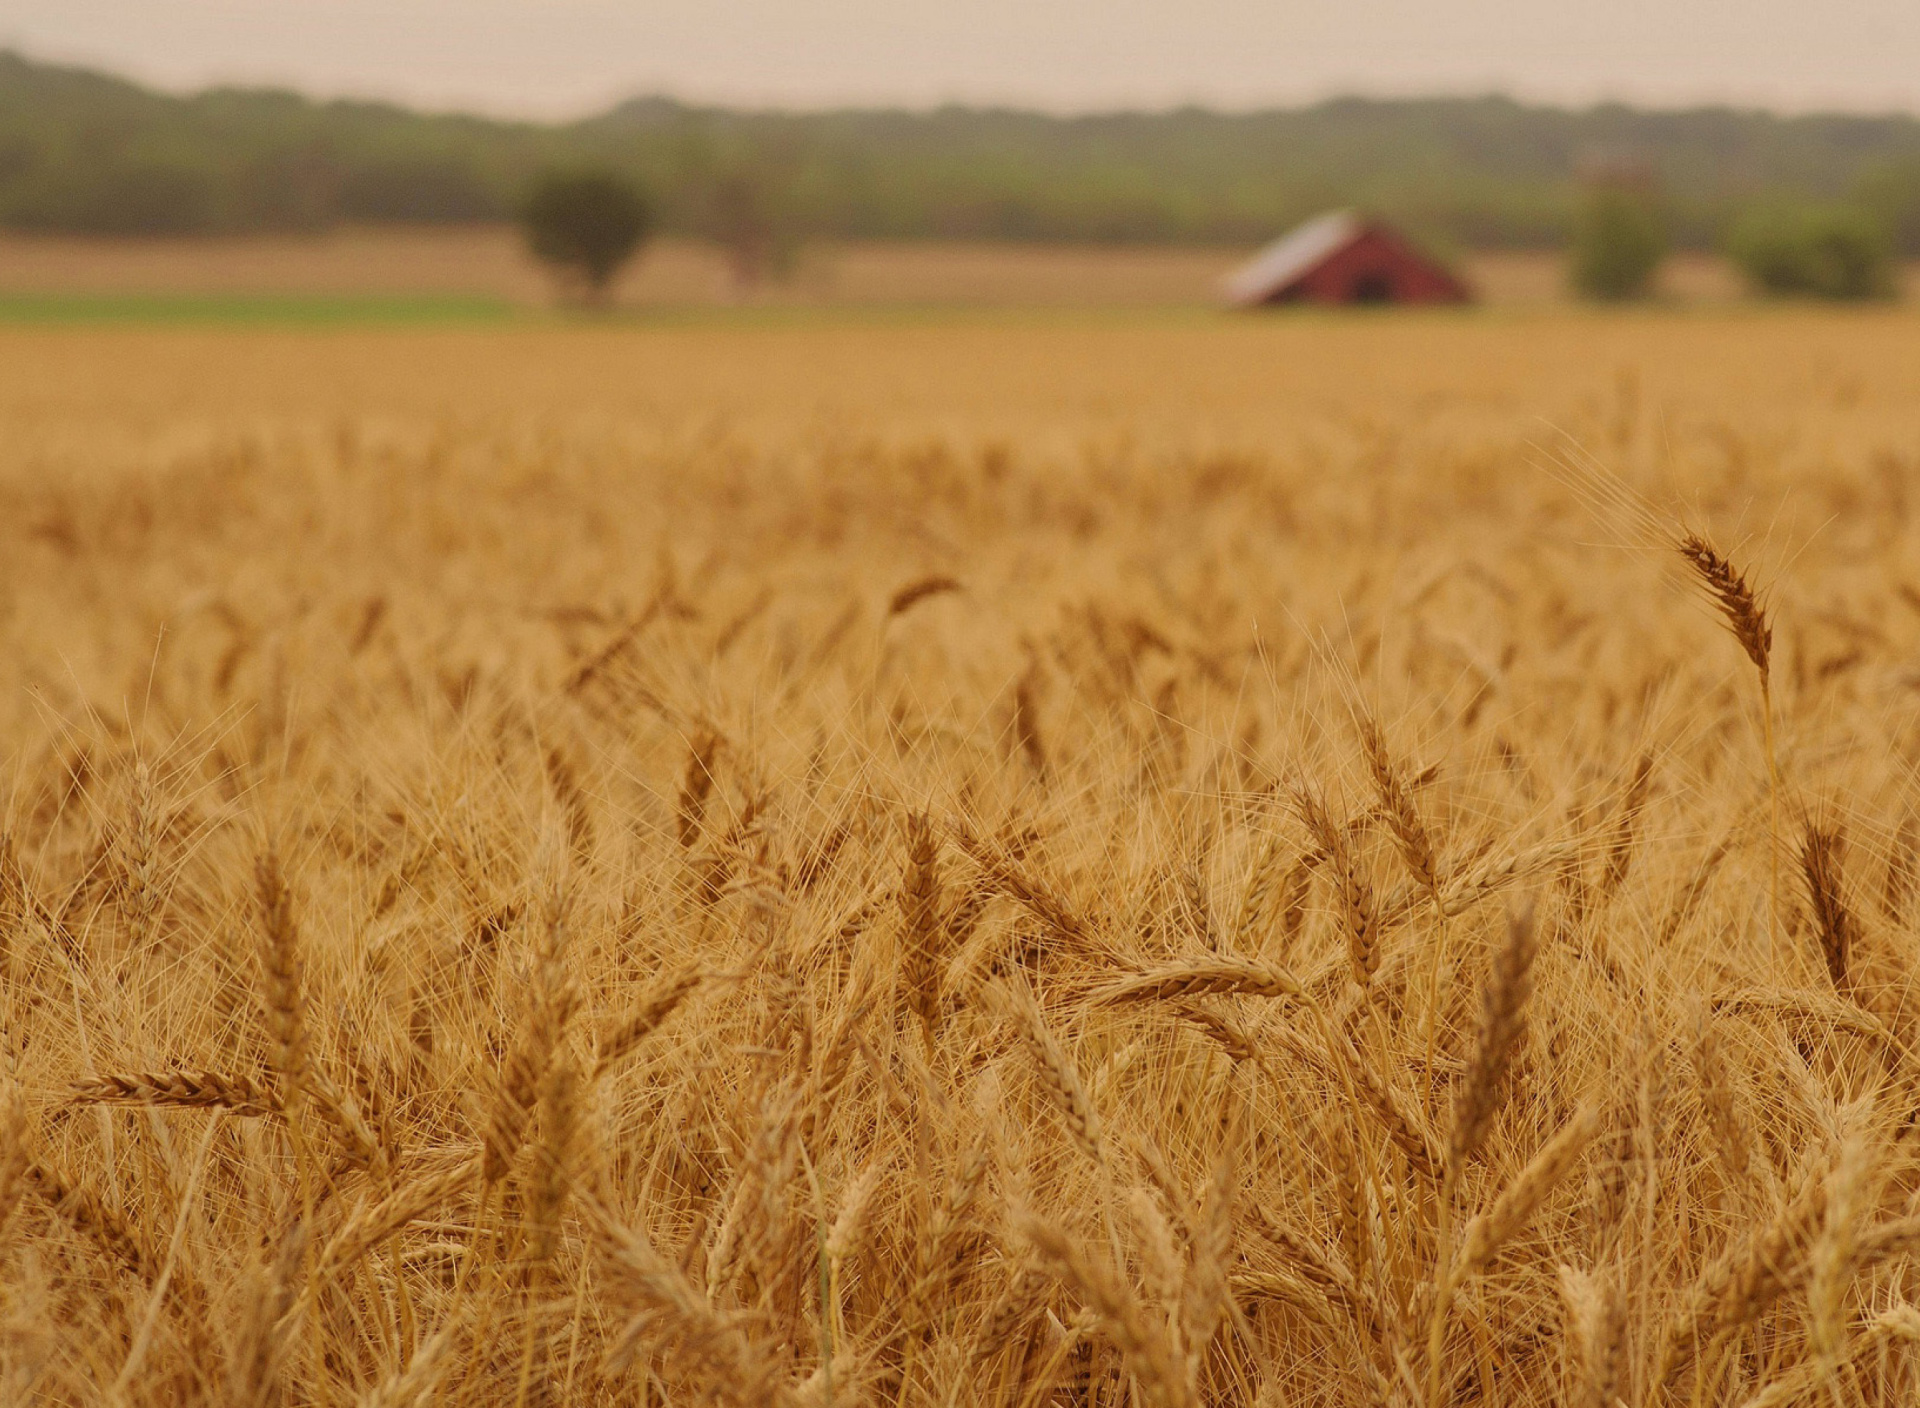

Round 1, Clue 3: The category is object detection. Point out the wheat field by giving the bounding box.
[6,309,1920,1406]
[0,228,1775,310]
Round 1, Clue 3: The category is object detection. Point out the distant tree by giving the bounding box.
[1727,203,1895,300]
[701,149,806,288]
[1854,157,1920,257]
[522,170,652,304]
[1569,185,1667,301]
[16,156,221,235]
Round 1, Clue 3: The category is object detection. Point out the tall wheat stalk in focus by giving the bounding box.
[1677,532,1779,960]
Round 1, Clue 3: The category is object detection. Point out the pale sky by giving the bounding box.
[7,0,1920,119]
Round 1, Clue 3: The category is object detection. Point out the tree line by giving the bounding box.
[7,49,1920,272]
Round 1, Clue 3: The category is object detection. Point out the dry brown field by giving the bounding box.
[0,229,1262,308]
[7,306,1920,1407]
[0,226,1798,309]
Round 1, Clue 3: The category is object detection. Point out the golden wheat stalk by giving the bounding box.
[253,850,310,1105]
[1557,1265,1626,1408]
[950,821,1093,945]
[1093,957,1305,1004]
[1355,710,1440,900]
[592,968,705,1078]
[888,574,963,617]
[1450,1103,1601,1283]
[1677,530,1780,960]
[1017,1211,1198,1408]
[1800,822,1856,993]
[319,1157,481,1276]
[899,811,945,1043]
[988,982,1105,1167]
[581,1188,795,1407]
[1290,784,1379,990]
[71,1068,283,1117]
[1429,905,1539,1404]
[1655,1154,1831,1386]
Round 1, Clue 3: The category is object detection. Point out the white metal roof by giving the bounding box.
[1220,209,1363,307]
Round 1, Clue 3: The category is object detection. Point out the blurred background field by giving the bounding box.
[4,301,1915,455]
[3,46,1919,319]
[0,226,1848,319]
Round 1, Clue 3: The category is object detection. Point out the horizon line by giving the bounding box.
[10,46,1920,129]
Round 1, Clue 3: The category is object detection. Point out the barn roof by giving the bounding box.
[1220,209,1363,306]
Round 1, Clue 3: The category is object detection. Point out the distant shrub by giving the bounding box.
[521,170,652,303]
[1568,187,1667,301]
[1727,204,1895,300]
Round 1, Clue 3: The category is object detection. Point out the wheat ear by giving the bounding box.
[25,1158,153,1280]
[355,1316,463,1408]
[1450,1103,1601,1283]
[1690,1005,1754,1195]
[1291,784,1379,990]
[583,1189,794,1407]
[990,982,1105,1167]
[318,1157,481,1277]
[71,1068,282,1117]
[888,574,962,617]
[593,968,704,1078]
[1800,822,1856,993]
[1352,708,1455,1097]
[1017,1211,1197,1408]
[1448,907,1540,1181]
[1094,957,1305,1004]
[971,1262,1047,1368]
[1356,711,1440,900]
[516,1052,582,1408]
[1677,531,1779,960]
[1558,1265,1626,1408]
[254,848,317,1239]
[1655,1154,1830,1387]
[675,730,722,848]
[1809,1126,1874,1395]
[951,821,1093,946]
[120,758,158,949]
[1428,905,1539,1405]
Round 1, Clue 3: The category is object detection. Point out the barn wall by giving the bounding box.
[1275,229,1468,304]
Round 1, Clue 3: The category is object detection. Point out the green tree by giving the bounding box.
[1727,203,1895,299]
[1569,186,1667,301]
[522,170,652,304]
[1854,156,1920,256]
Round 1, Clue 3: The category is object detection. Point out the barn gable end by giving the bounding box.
[1223,212,1471,307]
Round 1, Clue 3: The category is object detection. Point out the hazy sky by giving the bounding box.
[8,0,1920,118]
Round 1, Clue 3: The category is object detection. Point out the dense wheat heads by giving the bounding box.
[9,327,1920,1407]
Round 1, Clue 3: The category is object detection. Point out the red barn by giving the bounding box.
[1222,211,1471,307]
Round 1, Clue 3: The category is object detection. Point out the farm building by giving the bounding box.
[1222,211,1471,307]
